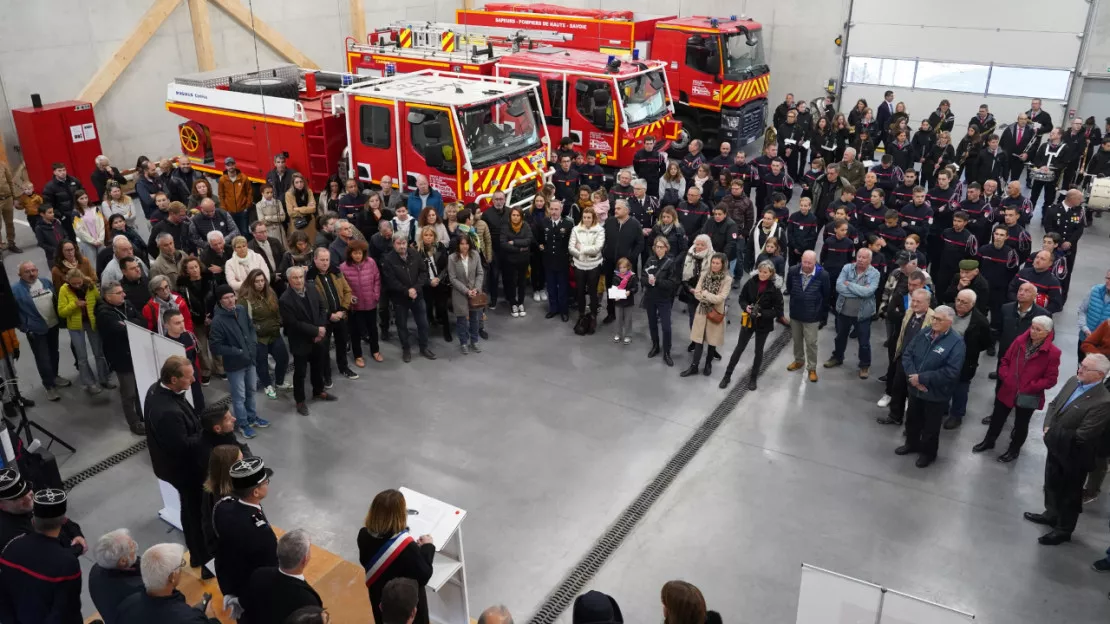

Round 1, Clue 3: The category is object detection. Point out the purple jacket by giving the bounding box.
[340,258,381,311]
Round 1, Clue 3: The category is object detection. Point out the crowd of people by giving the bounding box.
[4,88,1110,618]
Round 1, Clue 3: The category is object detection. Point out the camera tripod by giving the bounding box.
[4,349,75,454]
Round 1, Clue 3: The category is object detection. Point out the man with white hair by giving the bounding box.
[1024,353,1110,545]
[380,232,436,362]
[826,247,881,379]
[91,154,127,203]
[896,304,966,468]
[609,168,634,204]
[200,230,231,286]
[116,542,218,622]
[100,235,149,288]
[943,288,991,429]
[406,174,444,218]
[242,529,323,623]
[89,528,144,624]
[840,146,866,188]
[279,266,335,415]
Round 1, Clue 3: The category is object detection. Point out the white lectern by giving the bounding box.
[400,487,470,624]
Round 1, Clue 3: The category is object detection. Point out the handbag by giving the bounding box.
[1015,393,1039,410]
[706,308,724,324]
[293,216,309,229]
[468,292,489,309]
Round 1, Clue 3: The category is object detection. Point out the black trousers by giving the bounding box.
[983,397,1035,453]
[293,344,326,403]
[1044,451,1087,533]
[883,319,901,395]
[1061,247,1077,300]
[324,319,350,377]
[724,327,768,380]
[888,360,909,420]
[378,300,391,334]
[423,284,450,327]
[487,252,503,306]
[604,262,619,317]
[904,395,946,459]
[502,261,528,306]
[529,245,546,291]
[349,309,380,356]
[1030,178,1057,210]
[178,484,208,567]
[574,266,602,315]
[987,288,1007,344]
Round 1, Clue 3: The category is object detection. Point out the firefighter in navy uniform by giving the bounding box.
[975,134,1008,187]
[632,136,665,197]
[708,141,733,179]
[576,151,606,192]
[748,143,778,201]
[1007,250,1064,314]
[978,224,1022,354]
[609,169,635,205]
[958,182,991,243]
[212,457,278,619]
[0,468,85,556]
[933,210,978,297]
[0,488,82,624]
[887,169,919,211]
[924,168,961,265]
[552,156,581,205]
[1042,189,1086,301]
[870,154,904,193]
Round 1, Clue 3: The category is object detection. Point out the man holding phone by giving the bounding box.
[115,542,220,622]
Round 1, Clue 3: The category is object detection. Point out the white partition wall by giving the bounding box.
[796,564,975,624]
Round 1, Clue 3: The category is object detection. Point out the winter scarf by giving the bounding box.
[698,269,727,315]
[682,246,712,281]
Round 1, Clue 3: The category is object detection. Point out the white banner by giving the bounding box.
[167,83,298,119]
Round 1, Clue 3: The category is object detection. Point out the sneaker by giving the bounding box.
[85,385,102,395]
[1083,491,1099,505]
[623,337,631,345]
[324,379,334,389]
[518,304,526,317]
[511,305,520,318]
[277,381,294,390]
[251,417,271,428]
[201,376,211,387]
[613,335,621,342]
[296,403,310,416]
[823,358,843,368]
[100,380,118,390]
[7,243,21,253]
[460,344,470,355]
[342,369,360,380]
[45,387,60,402]
[238,425,257,439]
[859,367,869,379]
[53,376,72,388]
[877,394,892,408]
[540,291,548,301]
[533,292,542,302]
[264,385,277,399]
[1093,558,1110,573]
[354,357,366,368]
[470,342,482,353]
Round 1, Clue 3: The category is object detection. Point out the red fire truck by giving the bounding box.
[166,65,548,207]
[456,4,770,150]
[344,23,682,170]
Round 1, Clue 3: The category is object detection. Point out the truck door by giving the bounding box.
[569,77,617,161]
[681,34,723,110]
[406,105,460,201]
[352,99,397,185]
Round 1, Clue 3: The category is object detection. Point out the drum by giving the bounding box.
[1029,167,1056,182]
[1087,176,1110,210]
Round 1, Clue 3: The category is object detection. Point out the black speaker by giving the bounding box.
[0,261,24,332]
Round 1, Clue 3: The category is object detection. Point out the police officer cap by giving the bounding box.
[230,456,274,491]
[959,259,980,271]
[0,468,30,501]
[32,488,67,519]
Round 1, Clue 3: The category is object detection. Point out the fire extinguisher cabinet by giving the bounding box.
[13,97,105,201]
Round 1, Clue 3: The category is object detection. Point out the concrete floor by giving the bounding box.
[3,195,1109,623]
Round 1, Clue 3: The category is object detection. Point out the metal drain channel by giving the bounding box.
[528,330,793,624]
[59,395,231,491]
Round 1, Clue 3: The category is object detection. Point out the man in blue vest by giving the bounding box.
[1077,269,1110,368]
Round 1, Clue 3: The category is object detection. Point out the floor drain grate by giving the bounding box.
[528,331,792,624]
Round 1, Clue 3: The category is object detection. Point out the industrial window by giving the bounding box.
[843,56,1071,100]
[359,104,391,148]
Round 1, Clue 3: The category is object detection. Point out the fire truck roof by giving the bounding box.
[501,48,665,78]
[660,16,762,31]
[343,70,538,107]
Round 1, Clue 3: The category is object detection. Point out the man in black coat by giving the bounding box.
[482,191,509,307]
[242,529,323,624]
[248,221,287,291]
[988,281,1049,384]
[41,162,83,238]
[944,288,991,429]
[144,355,209,574]
[95,282,147,435]
[633,135,665,196]
[0,490,84,624]
[940,259,990,315]
[279,266,335,415]
[538,201,574,321]
[90,155,128,202]
[380,234,436,362]
[148,202,192,257]
[698,205,738,263]
[89,529,145,624]
[0,468,85,556]
[601,200,644,324]
[117,542,219,624]
[212,457,278,608]
[1007,250,1064,313]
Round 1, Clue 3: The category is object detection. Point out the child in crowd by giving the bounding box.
[903,233,927,268]
[16,181,42,234]
[592,188,610,224]
[611,257,638,345]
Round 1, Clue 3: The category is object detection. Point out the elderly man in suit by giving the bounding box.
[242,529,323,624]
[1024,353,1110,545]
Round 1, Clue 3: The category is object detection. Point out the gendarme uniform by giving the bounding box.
[0,489,83,624]
[212,457,278,603]
[0,468,83,555]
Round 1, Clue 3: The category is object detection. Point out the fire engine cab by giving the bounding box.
[341,70,550,207]
[345,23,682,170]
[456,4,770,149]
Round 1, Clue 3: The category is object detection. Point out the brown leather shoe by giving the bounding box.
[786,360,804,372]
[859,367,869,379]
[354,357,366,368]
[808,370,818,382]
[372,352,384,362]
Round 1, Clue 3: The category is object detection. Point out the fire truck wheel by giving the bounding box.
[668,117,695,156]
[228,76,299,99]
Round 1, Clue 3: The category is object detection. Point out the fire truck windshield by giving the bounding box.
[722,32,768,80]
[619,72,668,127]
[458,94,542,168]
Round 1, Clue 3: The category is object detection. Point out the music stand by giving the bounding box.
[4,349,75,453]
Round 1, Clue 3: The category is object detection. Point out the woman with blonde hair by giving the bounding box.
[358,489,435,624]
[418,225,452,341]
[100,181,135,226]
[201,444,243,575]
[659,160,686,207]
[57,269,110,394]
[226,235,270,291]
[680,252,732,378]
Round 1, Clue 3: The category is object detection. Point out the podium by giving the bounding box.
[400,487,471,624]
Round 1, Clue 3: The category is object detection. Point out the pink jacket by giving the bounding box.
[997,329,1060,409]
[340,258,381,311]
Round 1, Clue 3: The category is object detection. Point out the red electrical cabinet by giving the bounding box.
[13,99,105,200]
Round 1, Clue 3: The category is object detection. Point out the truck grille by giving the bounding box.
[509,181,537,206]
[742,105,764,143]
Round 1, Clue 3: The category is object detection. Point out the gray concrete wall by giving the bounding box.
[0,0,848,173]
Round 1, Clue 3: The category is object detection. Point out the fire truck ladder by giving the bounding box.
[391,21,573,53]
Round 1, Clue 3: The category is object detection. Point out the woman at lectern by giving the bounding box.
[358,489,436,624]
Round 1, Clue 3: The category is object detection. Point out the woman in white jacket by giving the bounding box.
[225,235,270,291]
[568,208,605,331]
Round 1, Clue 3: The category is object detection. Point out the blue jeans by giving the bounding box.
[226,366,258,427]
[456,310,481,345]
[255,338,289,387]
[69,329,108,386]
[546,268,569,314]
[948,380,971,419]
[645,299,673,351]
[832,313,871,367]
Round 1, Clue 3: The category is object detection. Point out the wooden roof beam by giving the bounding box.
[208,0,320,69]
[77,0,183,104]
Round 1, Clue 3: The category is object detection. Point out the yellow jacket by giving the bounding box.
[57,283,100,331]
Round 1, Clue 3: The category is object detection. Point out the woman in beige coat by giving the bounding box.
[285,172,317,241]
[680,252,732,378]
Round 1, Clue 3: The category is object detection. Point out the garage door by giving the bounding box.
[840,0,1090,140]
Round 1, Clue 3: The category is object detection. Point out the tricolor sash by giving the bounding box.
[364,531,415,587]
